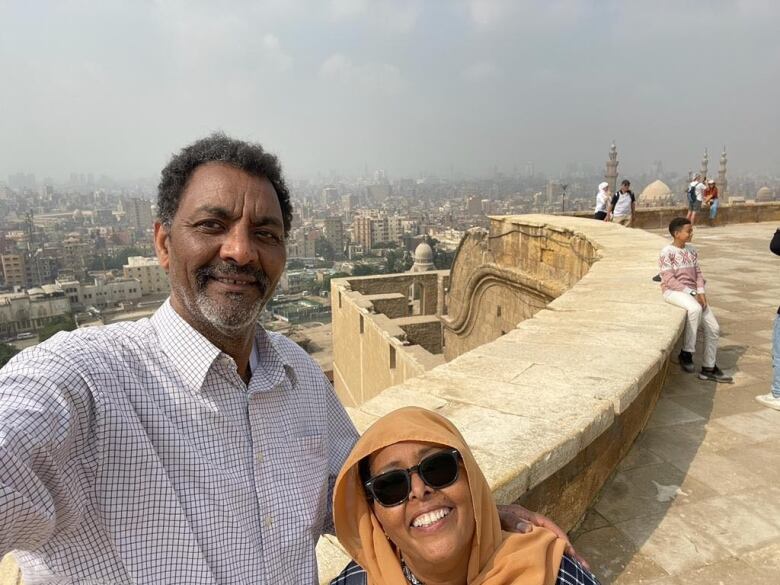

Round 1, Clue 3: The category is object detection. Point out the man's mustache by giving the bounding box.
[196,263,272,295]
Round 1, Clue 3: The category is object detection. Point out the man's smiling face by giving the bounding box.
[155,162,287,339]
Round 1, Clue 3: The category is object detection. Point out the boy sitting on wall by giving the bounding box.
[659,217,733,382]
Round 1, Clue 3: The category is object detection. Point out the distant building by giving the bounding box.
[323,217,345,256]
[123,198,154,231]
[756,186,776,202]
[1,254,26,289]
[605,141,619,195]
[95,208,116,225]
[322,187,340,206]
[638,180,676,208]
[123,256,170,296]
[55,275,142,309]
[409,242,435,273]
[466,196,482,216]
[288,227,317,259]
[61,235,90,279]
[546,180,563,207]
[352,214,389,249]
[0,285,71,337]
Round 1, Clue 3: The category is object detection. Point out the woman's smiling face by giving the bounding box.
[368,441,475,580]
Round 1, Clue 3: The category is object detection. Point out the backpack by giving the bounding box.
[687,183,697,203]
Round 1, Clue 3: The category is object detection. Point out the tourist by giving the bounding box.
[607,179,635,226]
[0,133,575,583]
[594,182,610,221]
[704,179,719,222]
[756,229,780,410]
[331,406,600,585]
[659,217,732,381]
[686,174,705,223]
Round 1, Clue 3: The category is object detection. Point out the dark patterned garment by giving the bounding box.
[330,555,601,585]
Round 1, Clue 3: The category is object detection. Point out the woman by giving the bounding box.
[594,182,610,221]
[332,407,600,585]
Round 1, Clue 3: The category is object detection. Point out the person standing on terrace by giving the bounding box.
[756,228,780,410]
[594,182,610,221]
[659,217,732,382]
[0,133,579,584]
[607,179,635,226]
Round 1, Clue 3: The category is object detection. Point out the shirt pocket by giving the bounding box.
[272,434,330,534]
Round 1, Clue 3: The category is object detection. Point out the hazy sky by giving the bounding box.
[1,0,778,181]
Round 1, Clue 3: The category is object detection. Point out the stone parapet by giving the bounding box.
[331,271,449,407]
[573,201,780,229]
[318,215,684,583]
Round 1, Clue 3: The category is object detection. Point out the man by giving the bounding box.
[756,228,780,410]
[703,179,719,222]
[686,174,705,223]
[607,179,635,226]
[0,134,579,583]
[659,217,732,382]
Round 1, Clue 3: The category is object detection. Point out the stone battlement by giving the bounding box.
[331,270,450,407]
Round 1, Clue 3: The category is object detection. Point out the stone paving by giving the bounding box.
[571,221,780,584]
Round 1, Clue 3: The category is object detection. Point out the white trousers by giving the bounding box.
[664,291,720,368]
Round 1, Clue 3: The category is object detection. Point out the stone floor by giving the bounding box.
[571,221,780,584]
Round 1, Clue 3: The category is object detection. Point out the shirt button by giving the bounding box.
[264,515,273,528]
[256,452,264,463]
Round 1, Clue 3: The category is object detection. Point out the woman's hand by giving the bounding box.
[497,504,591,570]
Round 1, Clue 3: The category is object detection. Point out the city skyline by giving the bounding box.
[1,1,779,180]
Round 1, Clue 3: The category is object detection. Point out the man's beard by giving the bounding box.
[182,262,273,336]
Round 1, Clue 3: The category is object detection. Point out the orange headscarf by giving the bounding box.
[333,407,566,585]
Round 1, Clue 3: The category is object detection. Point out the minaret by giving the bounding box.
[605,141,618,194]
[700,148,709,180]
[716,146,728,203]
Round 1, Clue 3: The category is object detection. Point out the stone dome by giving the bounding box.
[409,242,435,273]
[640,180,673,201]
[756,186,775,202]
[414,242,434,262]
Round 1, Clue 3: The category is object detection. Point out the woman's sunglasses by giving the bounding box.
[363,448,461,507]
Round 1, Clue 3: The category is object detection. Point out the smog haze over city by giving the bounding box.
[1,0,779,182]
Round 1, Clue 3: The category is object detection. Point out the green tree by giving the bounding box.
[385,249,413,273]
[38,315,77,342]
[351,263,382,276]
[427,237,456,270]
[88,247,146,271]
[0,342,19,368]
[315,239,335,261]
[371,241,398,250]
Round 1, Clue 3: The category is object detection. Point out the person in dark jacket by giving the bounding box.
[756,229,780,410]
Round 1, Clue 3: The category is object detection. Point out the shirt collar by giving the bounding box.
[151,298,297,392]
[250,325,298,391]
[151,299,223,391]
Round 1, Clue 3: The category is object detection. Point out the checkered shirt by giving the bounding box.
[0,299,358,584]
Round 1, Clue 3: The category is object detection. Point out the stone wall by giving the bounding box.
[573,200,780,229]
[331,271,449,407]
[442,219,596,360]
[317,215,685,583]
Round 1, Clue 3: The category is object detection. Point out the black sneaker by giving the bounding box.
[698,365,733,383]
[678,350,695,373]
[652,274,662,282]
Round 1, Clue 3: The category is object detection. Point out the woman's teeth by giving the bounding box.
[412,507,451,528]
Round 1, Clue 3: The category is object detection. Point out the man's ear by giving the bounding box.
[154,221,171,271]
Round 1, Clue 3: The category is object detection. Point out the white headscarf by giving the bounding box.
[595,182,610,212]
